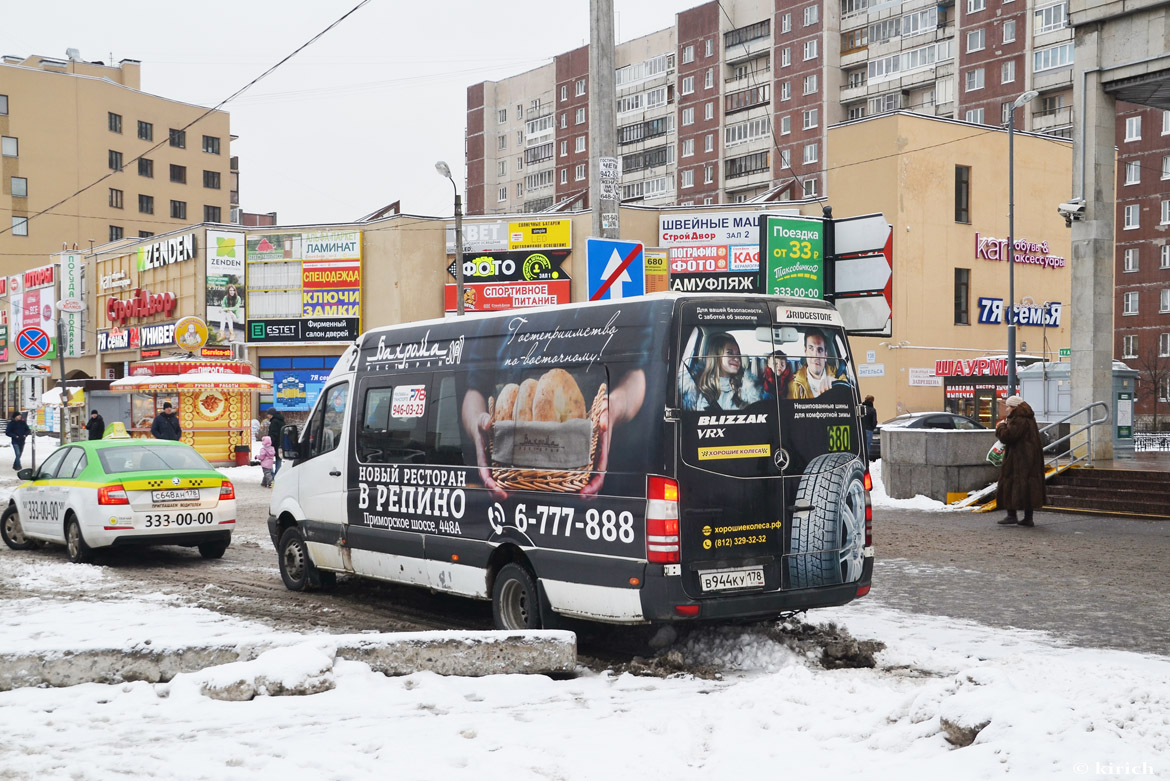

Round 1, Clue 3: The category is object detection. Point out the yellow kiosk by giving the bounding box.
[108,317,270,466]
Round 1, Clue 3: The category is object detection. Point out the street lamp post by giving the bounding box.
[435,161,465,316]
[1007,89,1039,397]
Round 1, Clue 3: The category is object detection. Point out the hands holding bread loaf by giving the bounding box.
[491,369,587,425]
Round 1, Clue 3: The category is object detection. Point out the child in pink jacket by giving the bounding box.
[258,435,276,487]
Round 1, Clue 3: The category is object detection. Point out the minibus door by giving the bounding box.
[673,299,786,599]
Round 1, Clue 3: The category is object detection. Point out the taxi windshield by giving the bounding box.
[97,445,214,474]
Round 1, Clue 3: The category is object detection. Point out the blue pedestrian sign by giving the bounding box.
[16,327,51,359]
[587,239,644,301]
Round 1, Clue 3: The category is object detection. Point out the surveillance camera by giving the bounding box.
[1057,199,1086,225]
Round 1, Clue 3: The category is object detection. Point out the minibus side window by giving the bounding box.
[358,382,429,464]
[426,374,465,466]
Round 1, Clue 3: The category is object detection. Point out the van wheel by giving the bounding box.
[789,453,867,589]
[66,516,94,564]
[492,564,545,630]
[278,527,321,591]
[1,506,38,551]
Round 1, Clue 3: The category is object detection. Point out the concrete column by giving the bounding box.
[1070,24,1115,460]
[589,0,619,239]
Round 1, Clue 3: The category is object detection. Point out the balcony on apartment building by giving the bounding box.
[1030,103,1073,136]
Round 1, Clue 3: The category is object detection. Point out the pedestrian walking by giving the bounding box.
[995,395,1046,527]
[258,436,276,488]
[265,408,286,473]
[6,412,30,470]
[861,394,878,461]
[86,410,106,441]
[150,402,182,441]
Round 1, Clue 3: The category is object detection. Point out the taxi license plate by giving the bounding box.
[152,489,199,503]
[699,567,765,592]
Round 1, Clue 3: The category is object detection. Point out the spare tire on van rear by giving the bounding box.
[789,453,867,588]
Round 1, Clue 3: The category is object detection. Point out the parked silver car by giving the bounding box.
[870,412,986,460]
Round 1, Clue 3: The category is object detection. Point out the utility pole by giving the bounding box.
[57,318,68,444]
[589,0,620,239]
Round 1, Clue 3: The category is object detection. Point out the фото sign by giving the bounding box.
[245,230,363,344]
[760,215,825,299]
[446,250,571,284]
[667,245,761,294]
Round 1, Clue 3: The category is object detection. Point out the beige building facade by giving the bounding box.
[0,54,232,280]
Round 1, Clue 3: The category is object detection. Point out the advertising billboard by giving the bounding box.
[245,230,362,344]
[443,280,571,313]
[760,215,825,299]
[10,265,57,359]
[206,229,246,345]
[58,251,84,357]
[273,369,332,412]
[445,218,572,254]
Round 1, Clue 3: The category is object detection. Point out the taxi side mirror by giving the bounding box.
[281,426,300,461]
[16,468,34,481]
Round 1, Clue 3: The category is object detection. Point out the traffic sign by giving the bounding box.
[830,214,893,337]
[587,239,644,301]
[16,327,51,359]
[15,360,51,377]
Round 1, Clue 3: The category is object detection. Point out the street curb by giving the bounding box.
[0,629,578,691]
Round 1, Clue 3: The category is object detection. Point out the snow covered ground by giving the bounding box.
[1,446,1165,778]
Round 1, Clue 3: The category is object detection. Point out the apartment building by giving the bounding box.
[1114,103,1170,426]
[0,53,233,279]
[466,0,1077,215]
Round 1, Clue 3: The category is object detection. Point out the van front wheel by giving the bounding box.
[492,564,545,630]
[279,527,317,591]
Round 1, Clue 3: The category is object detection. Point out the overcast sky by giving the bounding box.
[7,0,700,225]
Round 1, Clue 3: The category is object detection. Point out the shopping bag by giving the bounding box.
[986,440,1006,467]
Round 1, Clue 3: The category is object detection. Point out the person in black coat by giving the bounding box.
[86,410,106,441]
[861,395,878,461]
[150,402,182,441]
[265,408,286,473]
[6,413,30,470]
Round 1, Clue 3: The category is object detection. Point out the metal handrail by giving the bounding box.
[1037,401,1111,471]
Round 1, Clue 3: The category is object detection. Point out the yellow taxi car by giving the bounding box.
[1,438,236,563]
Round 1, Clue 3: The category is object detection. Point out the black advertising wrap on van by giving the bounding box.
[346,301,672,572]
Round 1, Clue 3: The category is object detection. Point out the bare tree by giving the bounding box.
[1127,340,1170,431]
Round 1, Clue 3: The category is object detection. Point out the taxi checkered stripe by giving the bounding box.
[121,478,218,490]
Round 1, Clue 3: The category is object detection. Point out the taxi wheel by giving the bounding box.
[198,541,229,560]
[65,516,93,564]
[1,506,38,551]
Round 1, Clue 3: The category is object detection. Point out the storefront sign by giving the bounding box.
[246,318,359,343]
[107,289,177,324]
[446,250,571,283]
[140,322,177,349]
[760,215,825,299]
[139,349,161,358]
[200,346,232,358]
[206,229,245,345]
[445,218,572,253]
[977,298,1063,327]
[97,327,140,352]
[935,358,1009,377]
[273,369,331,412]
[246,230,362,344]
[58,251,84,357]
[10,263,57,359]
[975,232,1066,270]
[137,233,197,271]
[908,368,943,387]
[101,271,132,290]
[443,280,571,313]
[175,316,210,351]
[659,210,768,246]
[669,271,758,293]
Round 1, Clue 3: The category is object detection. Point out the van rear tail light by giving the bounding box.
[98,484,129,505]
[863,470,873,548]
[674,605,700,617]
[856,584,871,598]
[219,481,236,501]
[646,476,680,564]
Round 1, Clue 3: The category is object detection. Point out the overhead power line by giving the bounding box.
[0,0,375,239]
